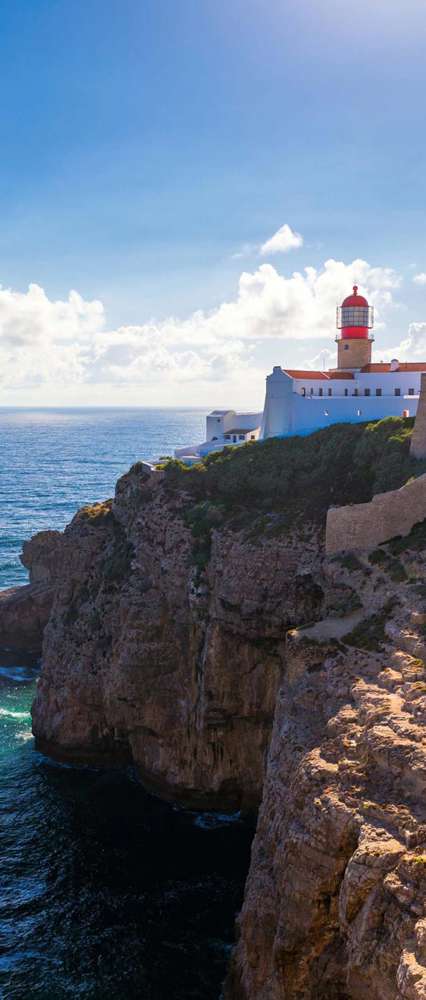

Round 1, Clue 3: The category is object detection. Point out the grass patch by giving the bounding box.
[103,533,134,583]
[184,501,225,580]
[161,417,425,528]
[78,501,113,525]
[342,600,395,652]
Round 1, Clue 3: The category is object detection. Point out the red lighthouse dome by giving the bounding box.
[337,285,374,340]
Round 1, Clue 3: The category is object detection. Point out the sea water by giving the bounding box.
[0,409,252,1000]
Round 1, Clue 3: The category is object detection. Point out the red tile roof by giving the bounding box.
[284,369,354,380]
[360,362,426,373]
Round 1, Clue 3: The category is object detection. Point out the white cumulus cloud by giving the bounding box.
[413,273,426,285]
[0,259,402,404]
[384,322,426,362]
[260,223,304,256]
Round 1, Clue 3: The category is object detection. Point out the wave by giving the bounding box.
[0,707,31,720]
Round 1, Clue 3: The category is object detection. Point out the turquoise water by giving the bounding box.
[0,409,252,1000]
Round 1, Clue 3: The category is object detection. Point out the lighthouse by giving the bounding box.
[336,286,374,370]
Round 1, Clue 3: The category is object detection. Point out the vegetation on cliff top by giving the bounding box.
[76,500,113,525]
[160,417,425,528]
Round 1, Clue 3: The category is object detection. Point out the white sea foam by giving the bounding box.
[0,707,31,720]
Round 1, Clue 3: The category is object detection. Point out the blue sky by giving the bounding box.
[0,0,425,405]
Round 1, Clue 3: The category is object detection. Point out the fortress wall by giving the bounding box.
[326,472,426,554]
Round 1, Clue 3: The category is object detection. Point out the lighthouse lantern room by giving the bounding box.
[336,286,374,370]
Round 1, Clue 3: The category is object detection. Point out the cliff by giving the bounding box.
[4,415,425,996]
[227,542,426,999]
[0,529,62,653]
[31,462,325,810]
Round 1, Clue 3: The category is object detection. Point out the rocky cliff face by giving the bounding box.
[0,530,62,653]
[227,548,426,999]
[31,463,324,810]
[10,454,426,997]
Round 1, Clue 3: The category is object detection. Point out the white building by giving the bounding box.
[175,409,262,462]
[175,286,426,462]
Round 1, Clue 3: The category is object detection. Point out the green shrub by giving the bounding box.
[369,547,407,581]
[103,537,134,583]
[338,553,364,572]
[388,559,408,583]
[369,548,388,566]
[161,417,425,528]
[387,519,426,555]
[184,501,226,579]
[342,600,395,652]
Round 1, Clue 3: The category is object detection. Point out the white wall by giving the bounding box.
[288,370,426,399]
[288,392,418,437]
[228,411,263,430]
[261,367,294,437]
[206,410,261,441]
[206,411,235,441]
[357,371,423,395]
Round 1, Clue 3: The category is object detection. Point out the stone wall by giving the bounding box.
[326,472,426,554]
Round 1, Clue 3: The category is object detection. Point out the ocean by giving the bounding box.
[0,408,252,1000]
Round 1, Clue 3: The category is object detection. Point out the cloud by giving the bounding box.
[305,347,335,371]
[413,273,426,285]
[260,223,303,256]
[0,259,400,401]
[384,322,426,362]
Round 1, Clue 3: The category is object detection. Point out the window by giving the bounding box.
[301,387,306,396]
[344,344,349,351]
[364,388,370,397]
[357,408,362,416]
[310,387,314,396]
[328,388,332,397]
[376,388,382,396]
[250,435,255,440]
[225,434,231,440]
[394,387,401,396]
[353,388,359,396]
[217,418,221,422]
[239,434,245,440]
[344,388,349,397]
[341,306,370,326]
[409,388,415,396]
[319,387,323,396]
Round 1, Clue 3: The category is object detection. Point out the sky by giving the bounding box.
[0,0,426,407]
